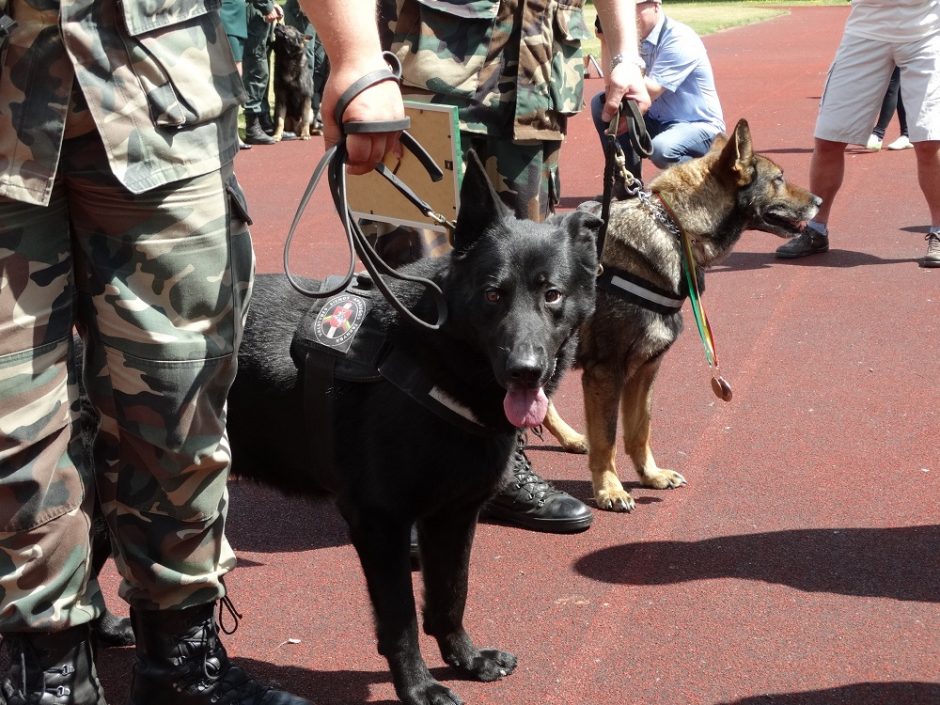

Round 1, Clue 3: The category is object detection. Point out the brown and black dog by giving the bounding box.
[543,119,821,512]
[271,23,316,142]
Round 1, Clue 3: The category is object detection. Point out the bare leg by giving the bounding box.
[914,140,940,225]
[808,137,848,227]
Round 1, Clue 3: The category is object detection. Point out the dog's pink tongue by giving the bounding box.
[503,386,548,428]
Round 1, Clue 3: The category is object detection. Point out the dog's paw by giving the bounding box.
[596,488,636,513]
[468,649,517,682]
[642,469,687,490]
[559,434,589,454]
[403,681,464,705]
[445,648,516,682]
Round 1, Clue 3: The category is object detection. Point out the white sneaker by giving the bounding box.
[887,135,913,150]
[866,134,883,151]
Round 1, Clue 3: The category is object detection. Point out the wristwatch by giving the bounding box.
[610,53,646,73]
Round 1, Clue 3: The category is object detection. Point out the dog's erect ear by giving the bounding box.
[453,149,512,254]
[718,119,755,186]
[558,210,602,273]
[718,119,754,188]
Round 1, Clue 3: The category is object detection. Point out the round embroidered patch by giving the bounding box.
[314,293,368,350]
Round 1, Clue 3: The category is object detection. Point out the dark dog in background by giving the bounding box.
[271,23,316,142]
[544,119,821,513]
[226,152,600,705]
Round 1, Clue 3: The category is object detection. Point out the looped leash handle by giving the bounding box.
[619,98,653,158]
[335,51,411,135]
[597,99,653,262]
[283,52,450,331]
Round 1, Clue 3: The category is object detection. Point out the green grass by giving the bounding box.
[582,1,846,59]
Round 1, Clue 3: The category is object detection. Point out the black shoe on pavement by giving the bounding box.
[481,435,593,533]
[244,113,276,146]
[0,625,106,705]
[775,225,829,258]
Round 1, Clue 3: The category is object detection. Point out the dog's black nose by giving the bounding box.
[507,360,543,388]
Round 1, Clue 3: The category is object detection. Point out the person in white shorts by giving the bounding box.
[776,0,940,268]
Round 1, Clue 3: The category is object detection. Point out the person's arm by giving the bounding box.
[299,0,405,174]
[644,76,666,102]
[593,0,651,118]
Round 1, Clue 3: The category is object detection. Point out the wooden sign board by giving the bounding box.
[347,101,462,233]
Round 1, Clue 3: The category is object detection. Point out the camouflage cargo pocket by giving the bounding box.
[119,0,245,127]
[0,340,85,532]
[549,1,590,116]
[393,0,499,100]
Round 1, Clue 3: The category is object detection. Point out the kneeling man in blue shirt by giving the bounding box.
[592,0,725,186]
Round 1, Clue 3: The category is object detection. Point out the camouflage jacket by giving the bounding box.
[378,0,591,141]
[0,0,244,206]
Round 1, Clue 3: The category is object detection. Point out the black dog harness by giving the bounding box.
[290,274,502,484]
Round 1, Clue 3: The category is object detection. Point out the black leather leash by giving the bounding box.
[283,52,453,331]
[596,98,653,262]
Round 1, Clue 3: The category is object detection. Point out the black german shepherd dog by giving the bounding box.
[226,153,600,705]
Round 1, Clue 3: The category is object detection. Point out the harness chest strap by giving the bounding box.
[596,264,686,316]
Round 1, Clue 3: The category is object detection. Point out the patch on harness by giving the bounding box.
[313,293,370,353]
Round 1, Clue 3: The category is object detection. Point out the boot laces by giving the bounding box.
[194,598,275,704]
[509,436,561,503]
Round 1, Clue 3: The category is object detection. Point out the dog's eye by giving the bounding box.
[544,289,563,305]
[484,288,501,303]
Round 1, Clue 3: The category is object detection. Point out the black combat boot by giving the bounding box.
[244,113,275,146]
[0,625,106,705]
[481,432,594,533]
[127,602,311,705]
[257,110,276,136]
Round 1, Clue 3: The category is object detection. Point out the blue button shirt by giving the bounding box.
[641,14,725,135]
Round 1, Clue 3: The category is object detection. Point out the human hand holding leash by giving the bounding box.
[321,64,405,175]
[594,0,651,122]
[303,0,405,175]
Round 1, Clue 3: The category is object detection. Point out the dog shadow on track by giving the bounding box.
[225,480,349,553]
[574,524,939,602]
[94,652,417,705]
[717,682,940,705]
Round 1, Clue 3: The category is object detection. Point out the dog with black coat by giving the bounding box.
[226,152,601,705]
[271,22,316,142]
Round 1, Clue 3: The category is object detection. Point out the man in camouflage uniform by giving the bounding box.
[0,0,402,702]
[375,0,651,534]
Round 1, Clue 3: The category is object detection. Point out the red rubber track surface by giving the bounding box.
[96,6,939,704]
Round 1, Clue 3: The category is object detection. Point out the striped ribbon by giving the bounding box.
[656,193,731,401]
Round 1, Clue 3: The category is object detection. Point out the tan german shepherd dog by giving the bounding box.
[544,119,820,512]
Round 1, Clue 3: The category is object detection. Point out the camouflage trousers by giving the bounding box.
[369,133,562,263]
[242,7,274,114]
[0,129,254,632]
